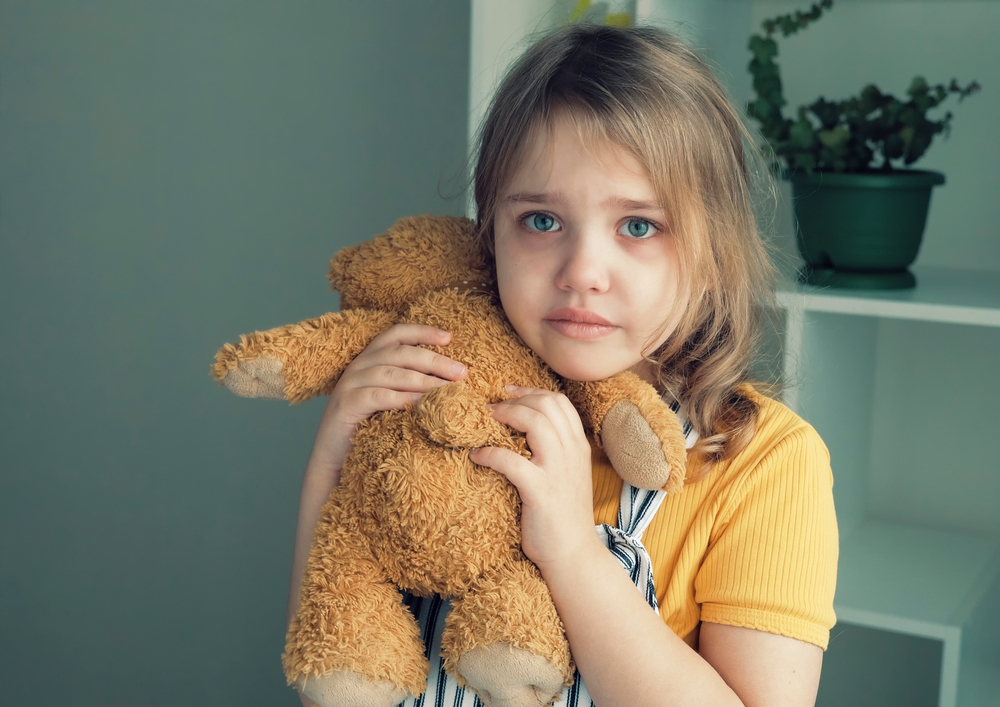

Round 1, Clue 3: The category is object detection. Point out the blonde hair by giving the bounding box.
[472,24,778,467]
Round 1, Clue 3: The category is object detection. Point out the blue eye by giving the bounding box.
[524,213,559,232]
[620,219,655,239]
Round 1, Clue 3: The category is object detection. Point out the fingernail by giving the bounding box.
[451,362,467,377]
[505,384,520,392]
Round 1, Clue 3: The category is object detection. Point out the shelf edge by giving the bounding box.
[833,605,963,644]
[775,291,1000,327]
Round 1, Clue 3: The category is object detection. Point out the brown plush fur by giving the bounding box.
[211,215,688,707]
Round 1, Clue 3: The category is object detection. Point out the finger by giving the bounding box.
[487,402,563,464]
[505,386,573,416]
[347,386,424,413]
[383,345,467,382]
[469,446,539,498]
[298,690,321,707]
[360,326,466,381]
[359,365,456,393]
[548,390,587,437]
[496,389,583,441]
[373,323,453,348]
[488,400,551,436]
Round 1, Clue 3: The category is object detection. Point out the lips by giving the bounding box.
[543,307,617,340]
[544,307,614,326]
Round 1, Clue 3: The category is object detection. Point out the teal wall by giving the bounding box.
[0,2,469,704]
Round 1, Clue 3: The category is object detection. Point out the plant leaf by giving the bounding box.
[818,125,850,149]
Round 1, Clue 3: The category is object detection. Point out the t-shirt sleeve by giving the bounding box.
[695,425,839,649]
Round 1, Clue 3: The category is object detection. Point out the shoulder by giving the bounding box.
[739,386,829,470]
[708,387,833,518]
[746,385,825,446]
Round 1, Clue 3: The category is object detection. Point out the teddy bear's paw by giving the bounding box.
[601,400,674,490]
[458,644,565,707]
[222,355,286,399]
[297,670,410,707]
[416,382,507,448]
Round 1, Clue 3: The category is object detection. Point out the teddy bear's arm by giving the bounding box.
[564,373,688,494]
[211,309,398,404]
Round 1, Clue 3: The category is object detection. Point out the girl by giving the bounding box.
[289,23,837,707]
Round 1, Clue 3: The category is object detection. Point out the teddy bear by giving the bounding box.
[211,214,688,707]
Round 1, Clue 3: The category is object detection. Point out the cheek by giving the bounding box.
[498,273,541,330]
[492,223,517,280]
[494,238,537,328]
[631,252,685,344]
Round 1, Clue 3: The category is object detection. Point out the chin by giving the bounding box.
[545,358,623,383]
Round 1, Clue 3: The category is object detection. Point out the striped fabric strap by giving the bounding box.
[595,487,667,614]
[400,594,481,707]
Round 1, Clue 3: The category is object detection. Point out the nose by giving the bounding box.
[555,229,610,294]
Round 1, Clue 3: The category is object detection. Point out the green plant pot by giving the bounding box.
[789,169,945,289]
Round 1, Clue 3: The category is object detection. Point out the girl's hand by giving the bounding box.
[470,385,598,572]
[309,324,468,479]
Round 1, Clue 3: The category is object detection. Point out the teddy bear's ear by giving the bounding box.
[328,215,495,311]
[328,241,364,305]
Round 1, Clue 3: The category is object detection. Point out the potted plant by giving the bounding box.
[747,0,980,289]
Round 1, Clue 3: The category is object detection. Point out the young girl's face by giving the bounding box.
[494,112,685,383]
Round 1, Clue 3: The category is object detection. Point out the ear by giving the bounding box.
[564,372,687,493]
[327,241,363,309]
[327,215,494,312]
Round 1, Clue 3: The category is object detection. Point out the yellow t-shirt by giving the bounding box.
[591,390,838,650]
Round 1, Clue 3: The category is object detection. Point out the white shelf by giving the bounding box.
[834,521,1000,707]
[777,266,1000,328]
[835,521,1000,635]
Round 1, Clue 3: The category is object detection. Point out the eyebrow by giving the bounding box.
[605,196,664,212]
[502,191,663,212]
[502,191,557,206]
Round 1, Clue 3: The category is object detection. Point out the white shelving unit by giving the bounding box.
[778,267,1000,412]
[778,267,1000,707]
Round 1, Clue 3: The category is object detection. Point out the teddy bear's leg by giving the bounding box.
[283,490,429,707]
[441,560,573,707]
[564,372,688,493]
